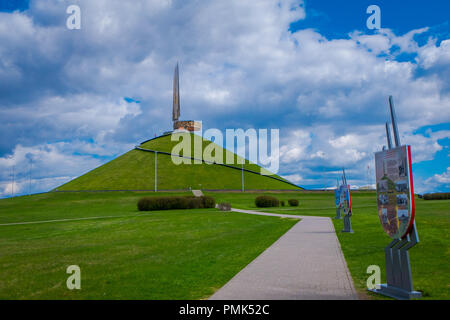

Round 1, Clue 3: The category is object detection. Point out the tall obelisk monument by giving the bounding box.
[172,63,180,128]
[171,63,201,132]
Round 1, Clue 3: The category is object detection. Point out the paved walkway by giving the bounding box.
[210,209,357,300]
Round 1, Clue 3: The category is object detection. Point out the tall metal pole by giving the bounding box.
[366,164,370,188]
[12,164,15,198]
[389,96,401,147]
[385,122,393,149]
[241,163,244,192]
[29,158,32,195]
[155,151,158,192]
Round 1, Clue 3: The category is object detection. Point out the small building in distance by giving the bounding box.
[174,120,202,132]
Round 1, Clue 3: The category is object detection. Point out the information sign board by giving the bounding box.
[375,145,415,239]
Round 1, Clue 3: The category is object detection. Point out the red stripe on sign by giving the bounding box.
[348,185,352,212]
[404,145,415,238]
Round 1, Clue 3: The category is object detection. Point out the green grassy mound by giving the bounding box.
[55,133,301,191]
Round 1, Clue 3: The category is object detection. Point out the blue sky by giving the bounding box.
[291,1,449,39]
[0,0,449,197]
[0,0,29,12]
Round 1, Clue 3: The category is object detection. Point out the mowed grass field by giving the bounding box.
[0,191,448,299]
[210,191,449,299]
[0,192,298,299]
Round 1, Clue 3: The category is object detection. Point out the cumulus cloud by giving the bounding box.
[0,0,449,196]
[418,39,450,69]
[431,167,450,184]
[0,142,107,197]
[414,167,450,194]
[1,181,21,197]
[281,173,302,184]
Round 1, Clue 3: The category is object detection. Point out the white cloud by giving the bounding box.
[428,167,450,184]
[417,39,450,69]
[414,167,450,194]
[279,129,311,163]
[402,131,447,163]
[281,173,302,184]
[0,142,110,197]
[1,181,21,197]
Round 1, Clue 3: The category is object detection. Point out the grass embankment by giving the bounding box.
[56,134,300,191]
[0,192,298,299]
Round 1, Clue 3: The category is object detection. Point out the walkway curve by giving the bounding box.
[210,208,357,300]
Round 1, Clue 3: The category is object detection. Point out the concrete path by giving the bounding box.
[192,190,204,197]
[210,208,357,300]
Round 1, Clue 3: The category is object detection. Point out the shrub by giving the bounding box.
[137,197,152,211]
[255,195,279,208]
[288,199,299,207]
[280,200,285,207]
[201,196,216,208]
[423,192,450,200]
[218,202,232,211]
[187,197,202,209]
[137,195,216,211]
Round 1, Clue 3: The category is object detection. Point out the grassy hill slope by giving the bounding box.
[56,133,301,191]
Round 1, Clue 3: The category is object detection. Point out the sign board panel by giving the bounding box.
[334,189,340,207]
[339,185,352,216]
[375,145,415,239]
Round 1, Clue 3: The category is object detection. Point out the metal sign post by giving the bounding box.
[334,179,342,219]
[370,96,421,300]
[335,206,341,219]
[241,163,245,192]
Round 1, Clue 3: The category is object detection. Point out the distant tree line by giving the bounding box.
[422,193,450,200]
[255,196,299,208]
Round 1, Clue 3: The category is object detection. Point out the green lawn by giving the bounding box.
[210,190,450,300]
[333,195,450,300]
[1,190,448,299]
[0,192,298,299]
